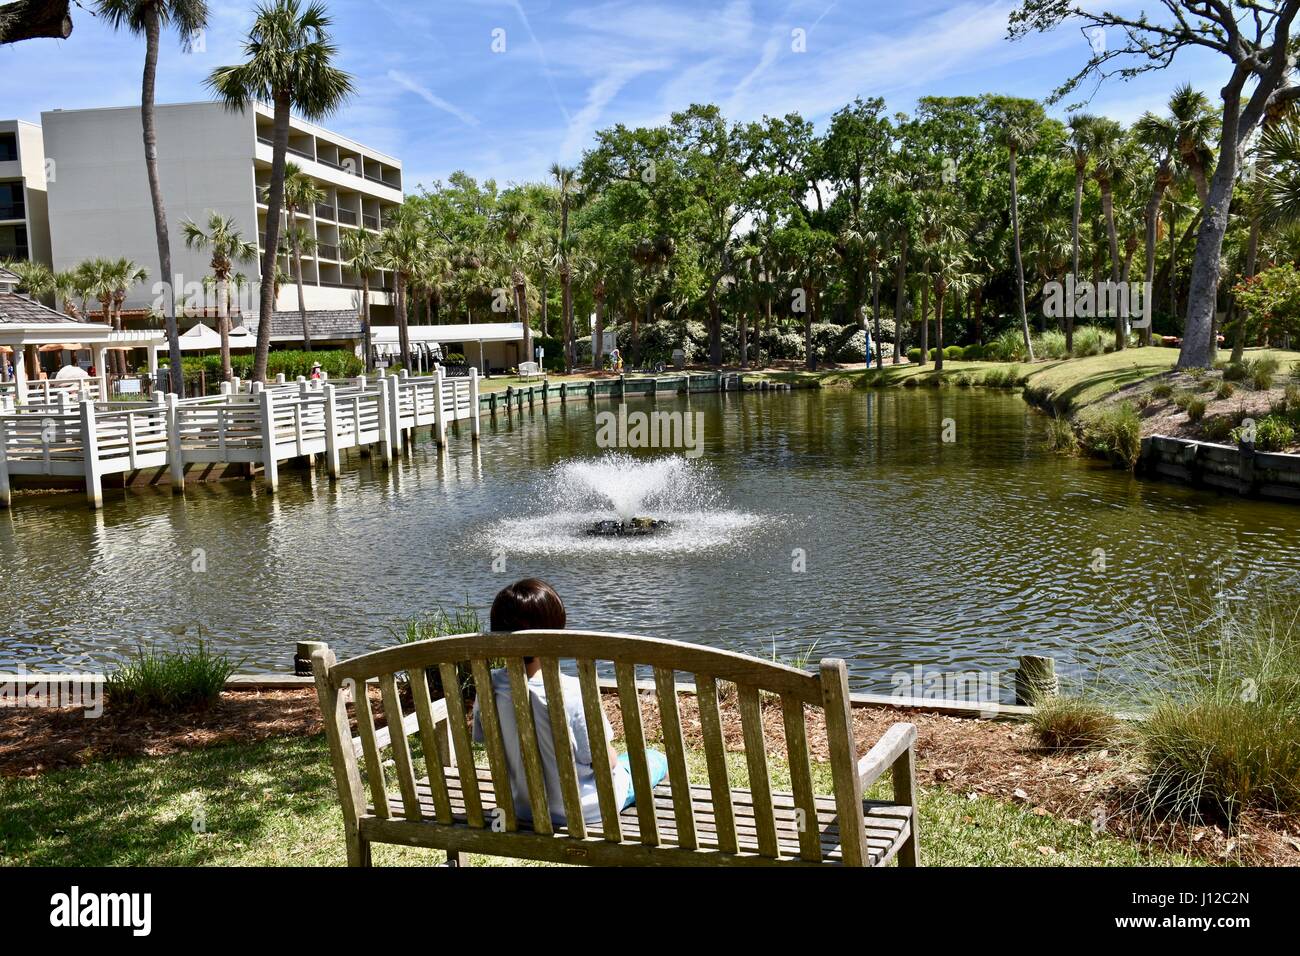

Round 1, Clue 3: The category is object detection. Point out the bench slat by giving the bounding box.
[540,657,586,839]
[505,658,554,835]
[438,662,485,828]
[821,659,867,866]
[781,693,822,862]
[737,684,779,858]
[653,665,696,850]
[615,662,659,846]
[695,674,738,854]
[351,680,389,820]
[379,674,422,821]
[409,670,454,824]
[577,658,622,843]
[469,659,517,832]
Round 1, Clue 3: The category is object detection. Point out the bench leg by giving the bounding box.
[892,747,921,867]
[346,828,372,867]
[446,851,469,867]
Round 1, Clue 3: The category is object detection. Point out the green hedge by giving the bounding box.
[170,349,363,384]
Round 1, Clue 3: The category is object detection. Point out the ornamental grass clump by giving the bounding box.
[1082,402,1141,468]
[1031,695,1121,752]
[107,638,240,713]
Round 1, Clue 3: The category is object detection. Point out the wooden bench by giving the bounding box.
[310,631,920,867]
[516,361,542,381]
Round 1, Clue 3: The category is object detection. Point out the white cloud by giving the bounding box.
[387,70,481,128]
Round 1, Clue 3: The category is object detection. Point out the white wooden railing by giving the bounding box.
[0,367,479,510]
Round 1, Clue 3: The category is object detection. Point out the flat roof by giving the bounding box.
[370,323,527,344]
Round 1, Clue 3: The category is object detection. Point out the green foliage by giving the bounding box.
[1185,396,1208,422]
[1081,402,1141,468]
[1032,329,1068,359]
[1223,362,1249,382]
[1216,381,1236,400]
[906,347,923,363]
[178,349,362,386]
[1150,381,1174,399]
[1070,325,1106,357]
[962,343,985,360]
[986,328,1030,362]
[1231,265,1300,346]
[1201,416,1235,442]
[1030,696,1120,751]
[1045,415,1077,453]
[106,639,240,714]
[944,344,964,360]
[980,365,1024,388]
[1237,414,1297,450]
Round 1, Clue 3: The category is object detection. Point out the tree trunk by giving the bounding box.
[708,291,722,367]
[218,274,232,381]
[291,222,311,352]
[1232,218,1260,364]
[0,0,71,44]
[934,284,946,372]
[1100,179,1124,350]
[141,8,182,395]
[1180,154,1239,368]
[892,231,908,364]
[919,271,929,364]
[1010,148,1035,360]
[395,273,411,369]
[974,286,984,345]
[593,293,605,369]
[361,274,372,372]
[803,277,816,371]
[562,273,574,371]
[1068,165,1083,354]
[1142,166,1170,348]
[516,282,532,368]
[871,262,882,370]
[253,93,292,383]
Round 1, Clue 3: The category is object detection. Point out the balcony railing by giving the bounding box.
[0,203,25,221]
[315,202,334,221]
[317,243,339,261]
[362,214,380,230]
[255,135,316,163]
[0,245,28,260]
[336,208,358,226]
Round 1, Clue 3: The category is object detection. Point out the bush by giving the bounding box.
[1172,391,1197,410]
[1186,396,1208,422]
[1251,365,1276,391]
[1033,329,1069,359]
[395,602,485,702]
[980,365,1024,388]
[1150,382,1174,400]
[1201,416,1235,442]
[906,348,923,363]
[1045,416,1077,453]
[106,639,240,713]
[444,352,466,365]
[1238,414,1297,450]
[1216,381,1236,400]
[963,343,985,361]
[1031,696,1120,751]
[944,344,964,360]
[1071,325,1106,357]
[1135,593,1300,824]
[1082,402,1142,468]
[1223,362,1249,382]
[986,328,1029,362]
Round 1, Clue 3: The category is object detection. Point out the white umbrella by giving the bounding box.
[227,324,255,348]
[178,323,223,351]
[54,364,89,380]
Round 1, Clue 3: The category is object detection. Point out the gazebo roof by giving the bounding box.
[0,266,21,289]
[0,293,81,325]
[0,294,166,348]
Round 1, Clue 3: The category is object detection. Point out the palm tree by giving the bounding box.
[1060,113,1096,353]
[1086,118,1128,349]
[52,269,83,317]
[378,203,429,370]
[181,212,256,381]
[1000,116,1039,361]
[1168,83,1218,207]
[1,259,54,299]
[550,163,580,370]
[1135,105,1180,347]
[341,227,381,370]
[97,0,209,395]
[494,197,536,364]
[109,258,149,374]
[207,0,352,383]
[278,163,324,351]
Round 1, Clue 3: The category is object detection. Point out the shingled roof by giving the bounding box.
[243,309,364,341]
[0,293,81,325]
[0,266,21,286]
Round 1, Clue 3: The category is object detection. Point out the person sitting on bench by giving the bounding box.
[472,578,668,827]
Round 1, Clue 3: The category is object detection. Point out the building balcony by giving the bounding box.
[336,208,358,226]
[315,202,334,221]
[0,244,29,259]
[0,203,25,222]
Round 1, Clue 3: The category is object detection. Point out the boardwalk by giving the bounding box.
[0,368,479,509]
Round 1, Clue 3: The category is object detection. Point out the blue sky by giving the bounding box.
[1,0,1232,191]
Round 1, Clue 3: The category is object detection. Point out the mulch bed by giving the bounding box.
[3,687,1297,865]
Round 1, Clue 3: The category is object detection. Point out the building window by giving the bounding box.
[0,224,28,260]
[0,133,16,163]
[0,182,24,221]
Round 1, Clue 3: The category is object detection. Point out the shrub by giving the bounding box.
[1251,364,1276,391]
[906,348,923,363]
[1134,592,1300,825]
[1031,696,1120,751]
[1216,381,1236,400]
[1172,391,1196,410]
[986,328,1029,362]
[902,376,919,388]
[1082,402,1141,468]
[444,352,466,365]
[944,344,964,360]
[1150,382,1174,400]
[1240,414,1297,450]
[963,343,985,361]
[980,365,1023,388]
[395,602,486,702]
[1185,396,1208,422]
[1223,362,1249,382]
[1045,416,1077,453]
[1136,394,1152,411]
[1071,325,1106,357]
[1284,383,1300,413]
[954,372,974,388]
[1201,416,1235,442]
[106,639,240,713]
[1033,329,1069,359]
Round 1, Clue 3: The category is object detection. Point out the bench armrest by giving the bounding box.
[856,722,917,790]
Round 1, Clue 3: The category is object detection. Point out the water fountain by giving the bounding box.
[478,452,761,555]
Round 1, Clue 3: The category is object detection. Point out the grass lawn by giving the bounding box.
[0,733,1199,867]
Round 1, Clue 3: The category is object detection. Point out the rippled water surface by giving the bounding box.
[2,388,1296,693]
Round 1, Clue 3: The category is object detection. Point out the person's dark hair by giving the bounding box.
[490,578,566,633]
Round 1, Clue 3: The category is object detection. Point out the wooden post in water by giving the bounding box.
[0,419,11,509]
[166,392,185,494]
[258,388,280,494]
[1014,655,1058,705]
[433,364,447,447]
[322,383,341,479]
[295,640,327,676]
[79,399,103,510]
[375,376,393,466]
[469,368,481,441]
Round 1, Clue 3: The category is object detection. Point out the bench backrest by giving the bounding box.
[312,630,870,864]
[517,361,539,375]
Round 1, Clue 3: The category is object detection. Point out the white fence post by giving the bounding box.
[433,364,447,447]
[469,367,481,441]
[389,374,404,456]
[166,392,185,493]
[79,400,103,510]
[376,376,393,466]
[322,383,340,479]
[0,418,11,509]
[258,387,279,493]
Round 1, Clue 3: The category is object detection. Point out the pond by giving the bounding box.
[1,387,1296,697]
